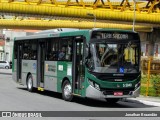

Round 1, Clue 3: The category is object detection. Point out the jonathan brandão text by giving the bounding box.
[125,112,157,117]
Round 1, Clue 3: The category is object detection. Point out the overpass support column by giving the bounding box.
[146,29,159,56]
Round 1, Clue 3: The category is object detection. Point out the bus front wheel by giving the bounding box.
[27,74,34,92]
[105,98,120,104]
[62,80,73,101]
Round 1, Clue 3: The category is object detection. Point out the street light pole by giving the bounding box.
[133,0,137,31]
[87,13,96,29]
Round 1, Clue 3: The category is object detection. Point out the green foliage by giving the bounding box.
[151,75,160,97]
[140,86,156,96]
[140,75,160,97]
[141,75,148,84]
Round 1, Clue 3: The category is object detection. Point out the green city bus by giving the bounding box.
[12,29,141,103]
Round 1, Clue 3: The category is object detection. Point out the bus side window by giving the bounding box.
[46,38,58,61]
[58,47,66,60]
[49,51,58,60]
[23,53,28,59]
[66,45,72,61]
[59,37,73,61]
[23,41,29,59]
[22,40,37,60]
[31,51,37,60]
[30,42,37,60]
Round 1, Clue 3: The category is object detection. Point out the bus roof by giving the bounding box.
[14,29,137,41]
[14,29,90,41]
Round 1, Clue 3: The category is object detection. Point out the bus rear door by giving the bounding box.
[17,43,23,83]
[37,41,46,89]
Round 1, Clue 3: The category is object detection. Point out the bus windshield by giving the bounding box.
[87,42,140,73]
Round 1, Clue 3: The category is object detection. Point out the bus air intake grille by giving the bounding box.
[90,72,140,82]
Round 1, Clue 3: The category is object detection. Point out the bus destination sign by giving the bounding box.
[91,31,137,40]
[101,33,128,40]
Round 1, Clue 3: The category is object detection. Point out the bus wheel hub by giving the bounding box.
[28,78,32,89]
[64,84,71,98]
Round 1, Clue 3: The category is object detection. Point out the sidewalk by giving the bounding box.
[137,95,160,103]
[126,95,160,106]
[0,69,12,75]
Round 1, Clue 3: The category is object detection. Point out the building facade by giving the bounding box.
[3,30,29,62]
[0,33,5,61]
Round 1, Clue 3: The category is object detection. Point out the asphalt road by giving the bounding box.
[0,74,160,120]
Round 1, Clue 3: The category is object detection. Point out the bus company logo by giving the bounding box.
[2,112,11,117]
[33,63,36,70]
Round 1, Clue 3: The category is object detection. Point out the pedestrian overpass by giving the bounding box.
[0,0,160,31]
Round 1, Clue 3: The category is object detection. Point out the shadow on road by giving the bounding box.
[18,87,156,108]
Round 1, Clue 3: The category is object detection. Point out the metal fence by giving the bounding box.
[141,57,160,97]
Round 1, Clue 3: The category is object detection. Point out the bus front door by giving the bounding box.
[17,43,23,82]
[37,41,45,88]
[73,38,85,95]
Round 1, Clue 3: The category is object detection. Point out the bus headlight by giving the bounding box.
[95,83,100,91]
[88,79,100,91]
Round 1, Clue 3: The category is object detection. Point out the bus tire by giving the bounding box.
[62,80,73,101]
[5,66,9,69]
[27,74,34,92]
[106,98,119,104]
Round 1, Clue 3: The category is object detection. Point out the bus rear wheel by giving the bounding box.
[62,80,73,101]
[105,98,120,104]
[27,74,34,92]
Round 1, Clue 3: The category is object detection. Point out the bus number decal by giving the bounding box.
[123,83,132,88]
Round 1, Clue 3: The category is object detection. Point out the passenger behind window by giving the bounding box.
[49,51,58,61]
[31,51,37,60]
[23,53,28,59]
[58,47,66,60]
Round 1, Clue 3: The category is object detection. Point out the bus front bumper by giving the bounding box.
[86,85,140,99]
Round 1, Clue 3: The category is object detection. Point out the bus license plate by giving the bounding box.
[114,92,123,96]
